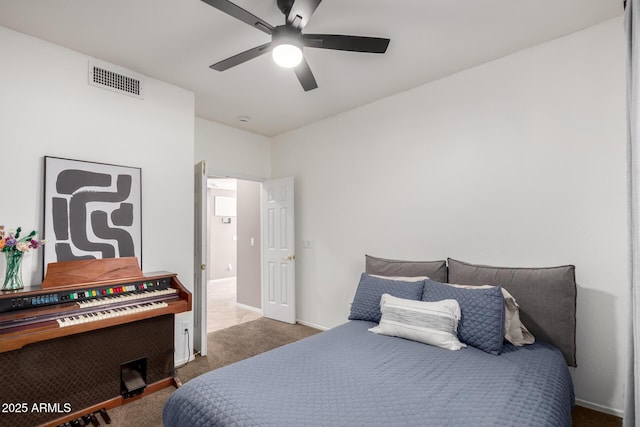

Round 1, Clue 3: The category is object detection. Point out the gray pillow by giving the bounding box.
[348,273,425,323]
[447,258,576,366]
[365,255,447,282]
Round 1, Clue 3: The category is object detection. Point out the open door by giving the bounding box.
[193,161,207,356]
[262,177,296,324]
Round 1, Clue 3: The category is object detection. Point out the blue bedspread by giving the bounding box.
[163,320,574,427]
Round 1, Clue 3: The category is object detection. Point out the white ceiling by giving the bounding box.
[208,178,237,191]
[0,0,623,137]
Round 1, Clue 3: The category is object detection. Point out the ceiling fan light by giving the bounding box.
[272,44,303,68]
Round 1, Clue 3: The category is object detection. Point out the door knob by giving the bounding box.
[283,255,296,261]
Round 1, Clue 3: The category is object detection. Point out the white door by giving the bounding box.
[193,161,207,356]
[262,177,296,324]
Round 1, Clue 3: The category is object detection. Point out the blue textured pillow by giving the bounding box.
[349,273,425,322]
[422,279,505,355]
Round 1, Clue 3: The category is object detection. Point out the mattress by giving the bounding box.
[163,320,574,427]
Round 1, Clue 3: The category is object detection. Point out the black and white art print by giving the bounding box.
[43,156,142,273]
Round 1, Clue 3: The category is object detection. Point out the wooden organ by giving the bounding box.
[0,257,192,427]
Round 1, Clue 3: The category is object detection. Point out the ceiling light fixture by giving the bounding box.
[271,26,303,69]
[272,44,302,68]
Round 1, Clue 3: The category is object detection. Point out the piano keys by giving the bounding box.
[56,301,169,327]
[77,287,177,308]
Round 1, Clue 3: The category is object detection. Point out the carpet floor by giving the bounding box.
[102,318,620,427]
[105,318,320,426]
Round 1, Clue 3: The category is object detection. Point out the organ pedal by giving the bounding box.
[99,408,111,424]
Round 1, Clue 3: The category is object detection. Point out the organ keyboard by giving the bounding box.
[0,257,192,427]
[57,300,169,327]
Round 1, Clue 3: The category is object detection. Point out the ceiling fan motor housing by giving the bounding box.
[272,25,302,48]
[277,0,295,16]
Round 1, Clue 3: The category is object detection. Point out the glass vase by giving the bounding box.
[2,250,24,291]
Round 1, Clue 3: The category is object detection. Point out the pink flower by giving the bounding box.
[29,239,40,249]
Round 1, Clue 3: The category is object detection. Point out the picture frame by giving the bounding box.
[43,156,142,274]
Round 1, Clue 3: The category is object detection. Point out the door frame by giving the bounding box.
[194,161,207,357]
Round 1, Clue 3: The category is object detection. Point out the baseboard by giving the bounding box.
[296,319,329,331]
[236,302,262,314]
[174,353,195,367]
[575,398,624,418]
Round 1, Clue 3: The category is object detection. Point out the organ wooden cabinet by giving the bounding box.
[0,257,191,427]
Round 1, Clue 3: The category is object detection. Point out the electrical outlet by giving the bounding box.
[181,321,189,335]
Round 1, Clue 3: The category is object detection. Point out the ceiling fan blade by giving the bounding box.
[286,0,323,30]
[210,42,273,71]
[293,58,318,91]
[201,0,274,34]
[303,34,390,53]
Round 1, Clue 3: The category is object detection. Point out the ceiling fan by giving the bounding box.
[201,0,391,91]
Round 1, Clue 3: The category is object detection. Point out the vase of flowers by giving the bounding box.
[0,226,44,291]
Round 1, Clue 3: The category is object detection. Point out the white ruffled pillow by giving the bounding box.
[369,294,466,351]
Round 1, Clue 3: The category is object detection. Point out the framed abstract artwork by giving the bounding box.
[43,156,142,274]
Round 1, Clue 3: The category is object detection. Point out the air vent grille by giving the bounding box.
[88,61,143,99]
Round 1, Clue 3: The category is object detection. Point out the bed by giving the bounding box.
[163,256,576,427]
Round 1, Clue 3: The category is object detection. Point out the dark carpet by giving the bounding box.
[104,318,621,427]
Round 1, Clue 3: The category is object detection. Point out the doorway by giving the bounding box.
[206,178,262,333]
[193,165,297,357]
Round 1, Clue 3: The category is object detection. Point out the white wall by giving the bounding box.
[272,17,627,415]
[195,117,271,180]
[0,26,195,364]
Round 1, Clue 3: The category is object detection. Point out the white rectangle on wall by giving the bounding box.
[214,196,237,217]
